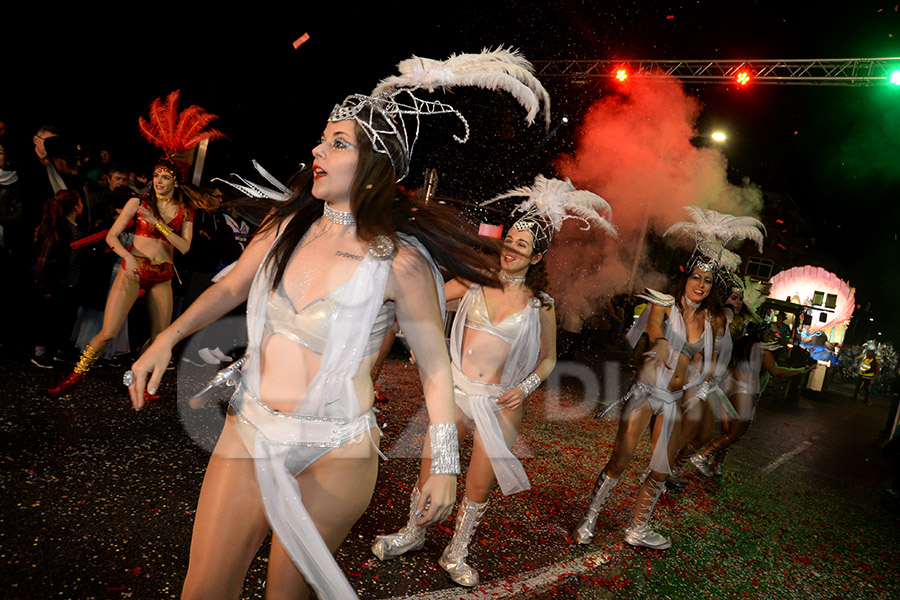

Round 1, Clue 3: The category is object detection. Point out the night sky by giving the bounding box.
[4,1,900,338]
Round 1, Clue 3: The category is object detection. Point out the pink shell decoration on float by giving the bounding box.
[768,266,855,333]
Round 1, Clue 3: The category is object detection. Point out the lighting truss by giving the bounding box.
[532,58,900,86]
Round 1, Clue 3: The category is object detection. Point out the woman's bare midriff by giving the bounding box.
[258,332,378,415]
[458,326,511,384]
[132,232,176,264]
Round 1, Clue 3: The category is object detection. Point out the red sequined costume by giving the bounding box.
[119,196,193,288]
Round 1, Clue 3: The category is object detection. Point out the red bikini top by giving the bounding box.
[134,197,193,240]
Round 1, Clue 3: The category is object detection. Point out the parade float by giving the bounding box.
[763,266,856,391]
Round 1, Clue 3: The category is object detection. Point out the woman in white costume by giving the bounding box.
[125,49,550,600]
[372,176,615,586]
[691,321,813,476]
[574,261,718,550]
[669,272,747,485]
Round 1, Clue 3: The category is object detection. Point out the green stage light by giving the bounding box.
[890,70,900,85]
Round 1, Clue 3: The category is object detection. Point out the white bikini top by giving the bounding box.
[266,280,395,356]
[464,285,535,344]
[680,337,705,358]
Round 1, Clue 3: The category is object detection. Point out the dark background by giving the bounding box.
[3,1,899,340]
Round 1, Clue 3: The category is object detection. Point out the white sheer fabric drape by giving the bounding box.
[449,285,544,495]
[239,230,444,599]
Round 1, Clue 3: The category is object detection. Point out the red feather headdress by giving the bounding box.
[138,90,226,181]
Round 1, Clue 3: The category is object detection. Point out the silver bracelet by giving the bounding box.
[429,423,460,475]
[695,381,711,401]
[516,372,541,397]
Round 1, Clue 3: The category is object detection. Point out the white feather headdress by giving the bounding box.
[663,206,766,274]
[329,47,551,181]
[480,175,617,253]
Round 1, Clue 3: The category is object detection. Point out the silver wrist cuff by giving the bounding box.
[516,372,541,397]
[695,381,710,401]
[429,423,460,475]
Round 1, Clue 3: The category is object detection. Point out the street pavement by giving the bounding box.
[1,346,897,599]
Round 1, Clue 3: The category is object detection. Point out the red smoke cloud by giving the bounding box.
[547,73,762,329]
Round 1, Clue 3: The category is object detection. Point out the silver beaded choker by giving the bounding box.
[499,271,527,285]
[683,297,701,309]
[323,203,356,226]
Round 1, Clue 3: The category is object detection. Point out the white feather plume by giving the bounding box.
[663,206,766,251]
[719,248,742,272]
[742,276,766,311]
[372,47,551,129]
[481,175,617,237]
[212,160,293,202]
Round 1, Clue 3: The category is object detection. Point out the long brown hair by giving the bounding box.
[35,189,80,245]
[672,266,724,321]
[256,113,498,291]
[146,161,202,221]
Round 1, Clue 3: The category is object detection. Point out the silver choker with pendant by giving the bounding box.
[500,271,527,285]
[324,203,355,226]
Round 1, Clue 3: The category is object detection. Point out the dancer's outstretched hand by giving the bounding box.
[416,474,456,526]
[126,340,172,411]
[498,386,525,410]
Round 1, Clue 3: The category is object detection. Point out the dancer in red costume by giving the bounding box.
[48,91,223,398]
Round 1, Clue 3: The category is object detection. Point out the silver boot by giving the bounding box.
[573,472,618,544]
[623,476,671,550]
[439,497,488,587]
[712,449,728,476]
[690,453,715,478]
[667,444,694,491]
[371,487,428,561]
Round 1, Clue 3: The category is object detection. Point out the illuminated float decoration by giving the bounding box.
[767,265,855,341]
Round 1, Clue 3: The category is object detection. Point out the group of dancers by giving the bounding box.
[573,209,813,551]
[41,48,811,599]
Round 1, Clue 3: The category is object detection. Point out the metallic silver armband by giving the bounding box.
[694,381,711,401]
[516,372,541,397]
[429,423,460,475]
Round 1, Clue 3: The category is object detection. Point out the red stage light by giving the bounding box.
[615,68,628,82]
[735,70,752,86]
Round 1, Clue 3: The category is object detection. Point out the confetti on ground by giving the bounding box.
[1,346,897,599]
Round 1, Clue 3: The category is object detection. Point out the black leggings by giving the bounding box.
[853,376,873,402]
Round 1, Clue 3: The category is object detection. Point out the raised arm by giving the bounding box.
[387,245,457,526]
[127,221,279,409]
[444,277,472,302]
[135,205,193,254]
[645,302,671,355]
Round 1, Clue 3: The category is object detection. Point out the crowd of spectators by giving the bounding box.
[0,118,252,372]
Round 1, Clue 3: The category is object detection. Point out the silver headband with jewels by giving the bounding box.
[328,47,550,182]
[687,237,723,273]
[484,175,617,255]
[510,214,554,255]
[717,269,744,303]
[329,92,467,182]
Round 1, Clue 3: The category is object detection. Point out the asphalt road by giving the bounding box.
[1,345,897,599]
